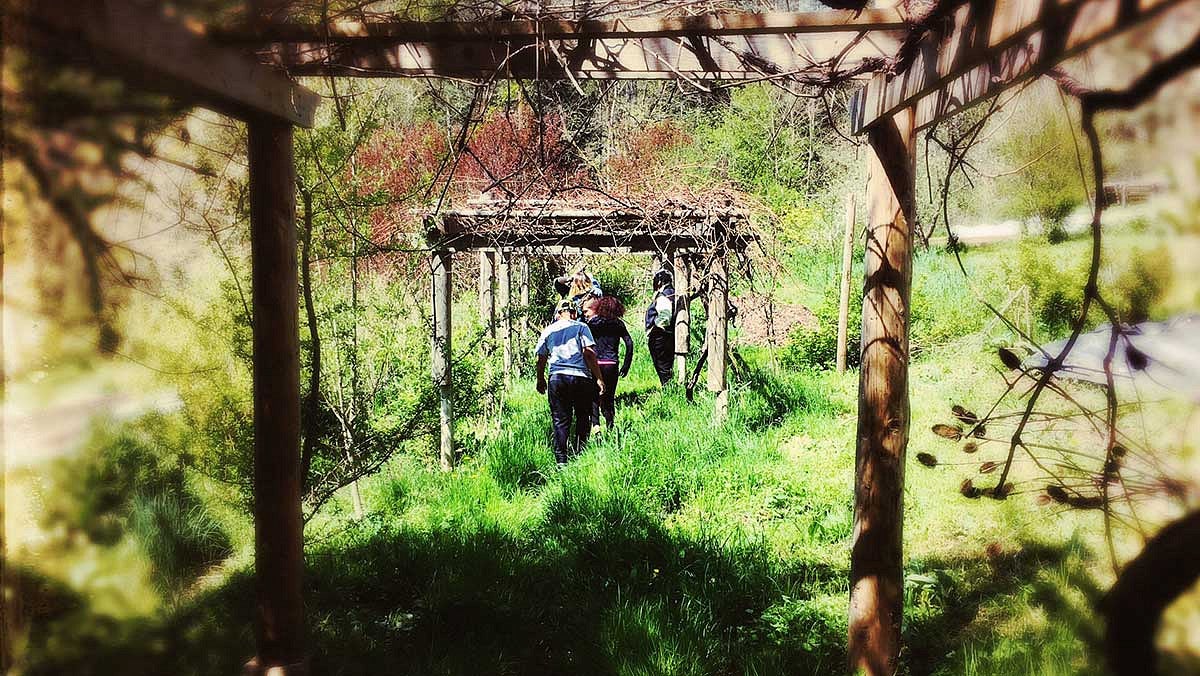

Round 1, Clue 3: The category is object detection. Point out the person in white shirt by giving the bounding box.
[535,300,606,465]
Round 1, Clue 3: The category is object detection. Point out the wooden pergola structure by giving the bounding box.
[11,0,1191,673]
[424,200,754,468]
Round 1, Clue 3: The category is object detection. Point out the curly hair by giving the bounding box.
[589,295,625,319]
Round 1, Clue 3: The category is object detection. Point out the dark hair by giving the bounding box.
[590,295,625,319]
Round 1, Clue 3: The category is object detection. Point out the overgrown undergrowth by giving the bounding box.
[19,336,1115,676]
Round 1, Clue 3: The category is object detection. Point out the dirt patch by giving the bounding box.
[732,293,816,347]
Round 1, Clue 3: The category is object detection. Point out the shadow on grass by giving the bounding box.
[902,542,1107,676]
[16,506,1109,676]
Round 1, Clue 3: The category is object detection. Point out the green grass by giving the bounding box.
[23,228,1193,675]
[18,337,1116,675]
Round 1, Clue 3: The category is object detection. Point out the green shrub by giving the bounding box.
[1110,244,1172,323]
[1008,238,1088,338]
[780,291,860,371]
[39,413,234,597]
[41,414,191,546]
[128,491,233,596]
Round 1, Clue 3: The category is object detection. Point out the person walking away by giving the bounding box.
[582,296,633,431]
[644,268,675,384]
[555,270,602,314]
[536,300,606,466]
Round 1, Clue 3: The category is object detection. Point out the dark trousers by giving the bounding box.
[648,328,674,384]
[591,363,620,429]
[548,374,596,463]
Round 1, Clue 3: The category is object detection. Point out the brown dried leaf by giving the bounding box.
[962,442,979,454]
[932,424,963,441]
[917,452,938,468]
[979,461,999,474]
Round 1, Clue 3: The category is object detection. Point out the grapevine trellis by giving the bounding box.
[9,0,1198,674]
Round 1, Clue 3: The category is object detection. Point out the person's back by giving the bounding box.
[644,269,676,384]
[536,301,604,465]
[587,316,631,365]
[536,317,595,379]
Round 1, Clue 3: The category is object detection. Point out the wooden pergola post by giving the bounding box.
[836,193,856,374]
[246,117,306,675]
[518,253,531,362]
[497,248,513,383]
[706,250,728,422]
[672,250,691,381]
[479,250,496,338]
[432,250,454,471]
[848,107,916,676]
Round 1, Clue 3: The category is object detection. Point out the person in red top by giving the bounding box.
[582,296,634,431]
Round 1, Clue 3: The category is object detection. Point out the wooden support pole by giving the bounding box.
[836,193,856,374]
[432,250,454,471]
[246,117,306,675]
[848,108,916,676]
[651,252,664,276]
[519,254,531,355]
[706,251,729,422]
[479,250,496,338]
[672,251,691,382]
[497,249,513,383]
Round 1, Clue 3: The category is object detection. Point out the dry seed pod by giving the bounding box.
[979,461,999,474]
[962,442,979,454]
[1067,495,1104,509]
[1126,344,1149,371]
[960,478,981,499]
[1112,444,1128,458]
[932,424,963,441]
[972,425,987,439]
[917,452,938,468]
[1046,485,1069,503]
[998,348,1023,370]
[1036,494,1052,506]
[992,482,1014,500]
[952,405,979,425]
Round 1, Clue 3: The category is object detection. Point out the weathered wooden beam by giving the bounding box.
[479,250,497,338]
[849,0,1184,133]
[518,255,531,352]
[15,0,319,127]
[246,118,306,675]
[497,249,514,383]
[432,250,454,471]
[836,193,856,374]
[221,9,908,42]
[848,108,916,676]
[431,232,725,253]
[672,251,692,382]
[706,252,729,423]
[261,30,900,80]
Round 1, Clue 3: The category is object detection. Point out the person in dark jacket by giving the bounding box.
[582,296,634,431]
[644,268,675,385]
